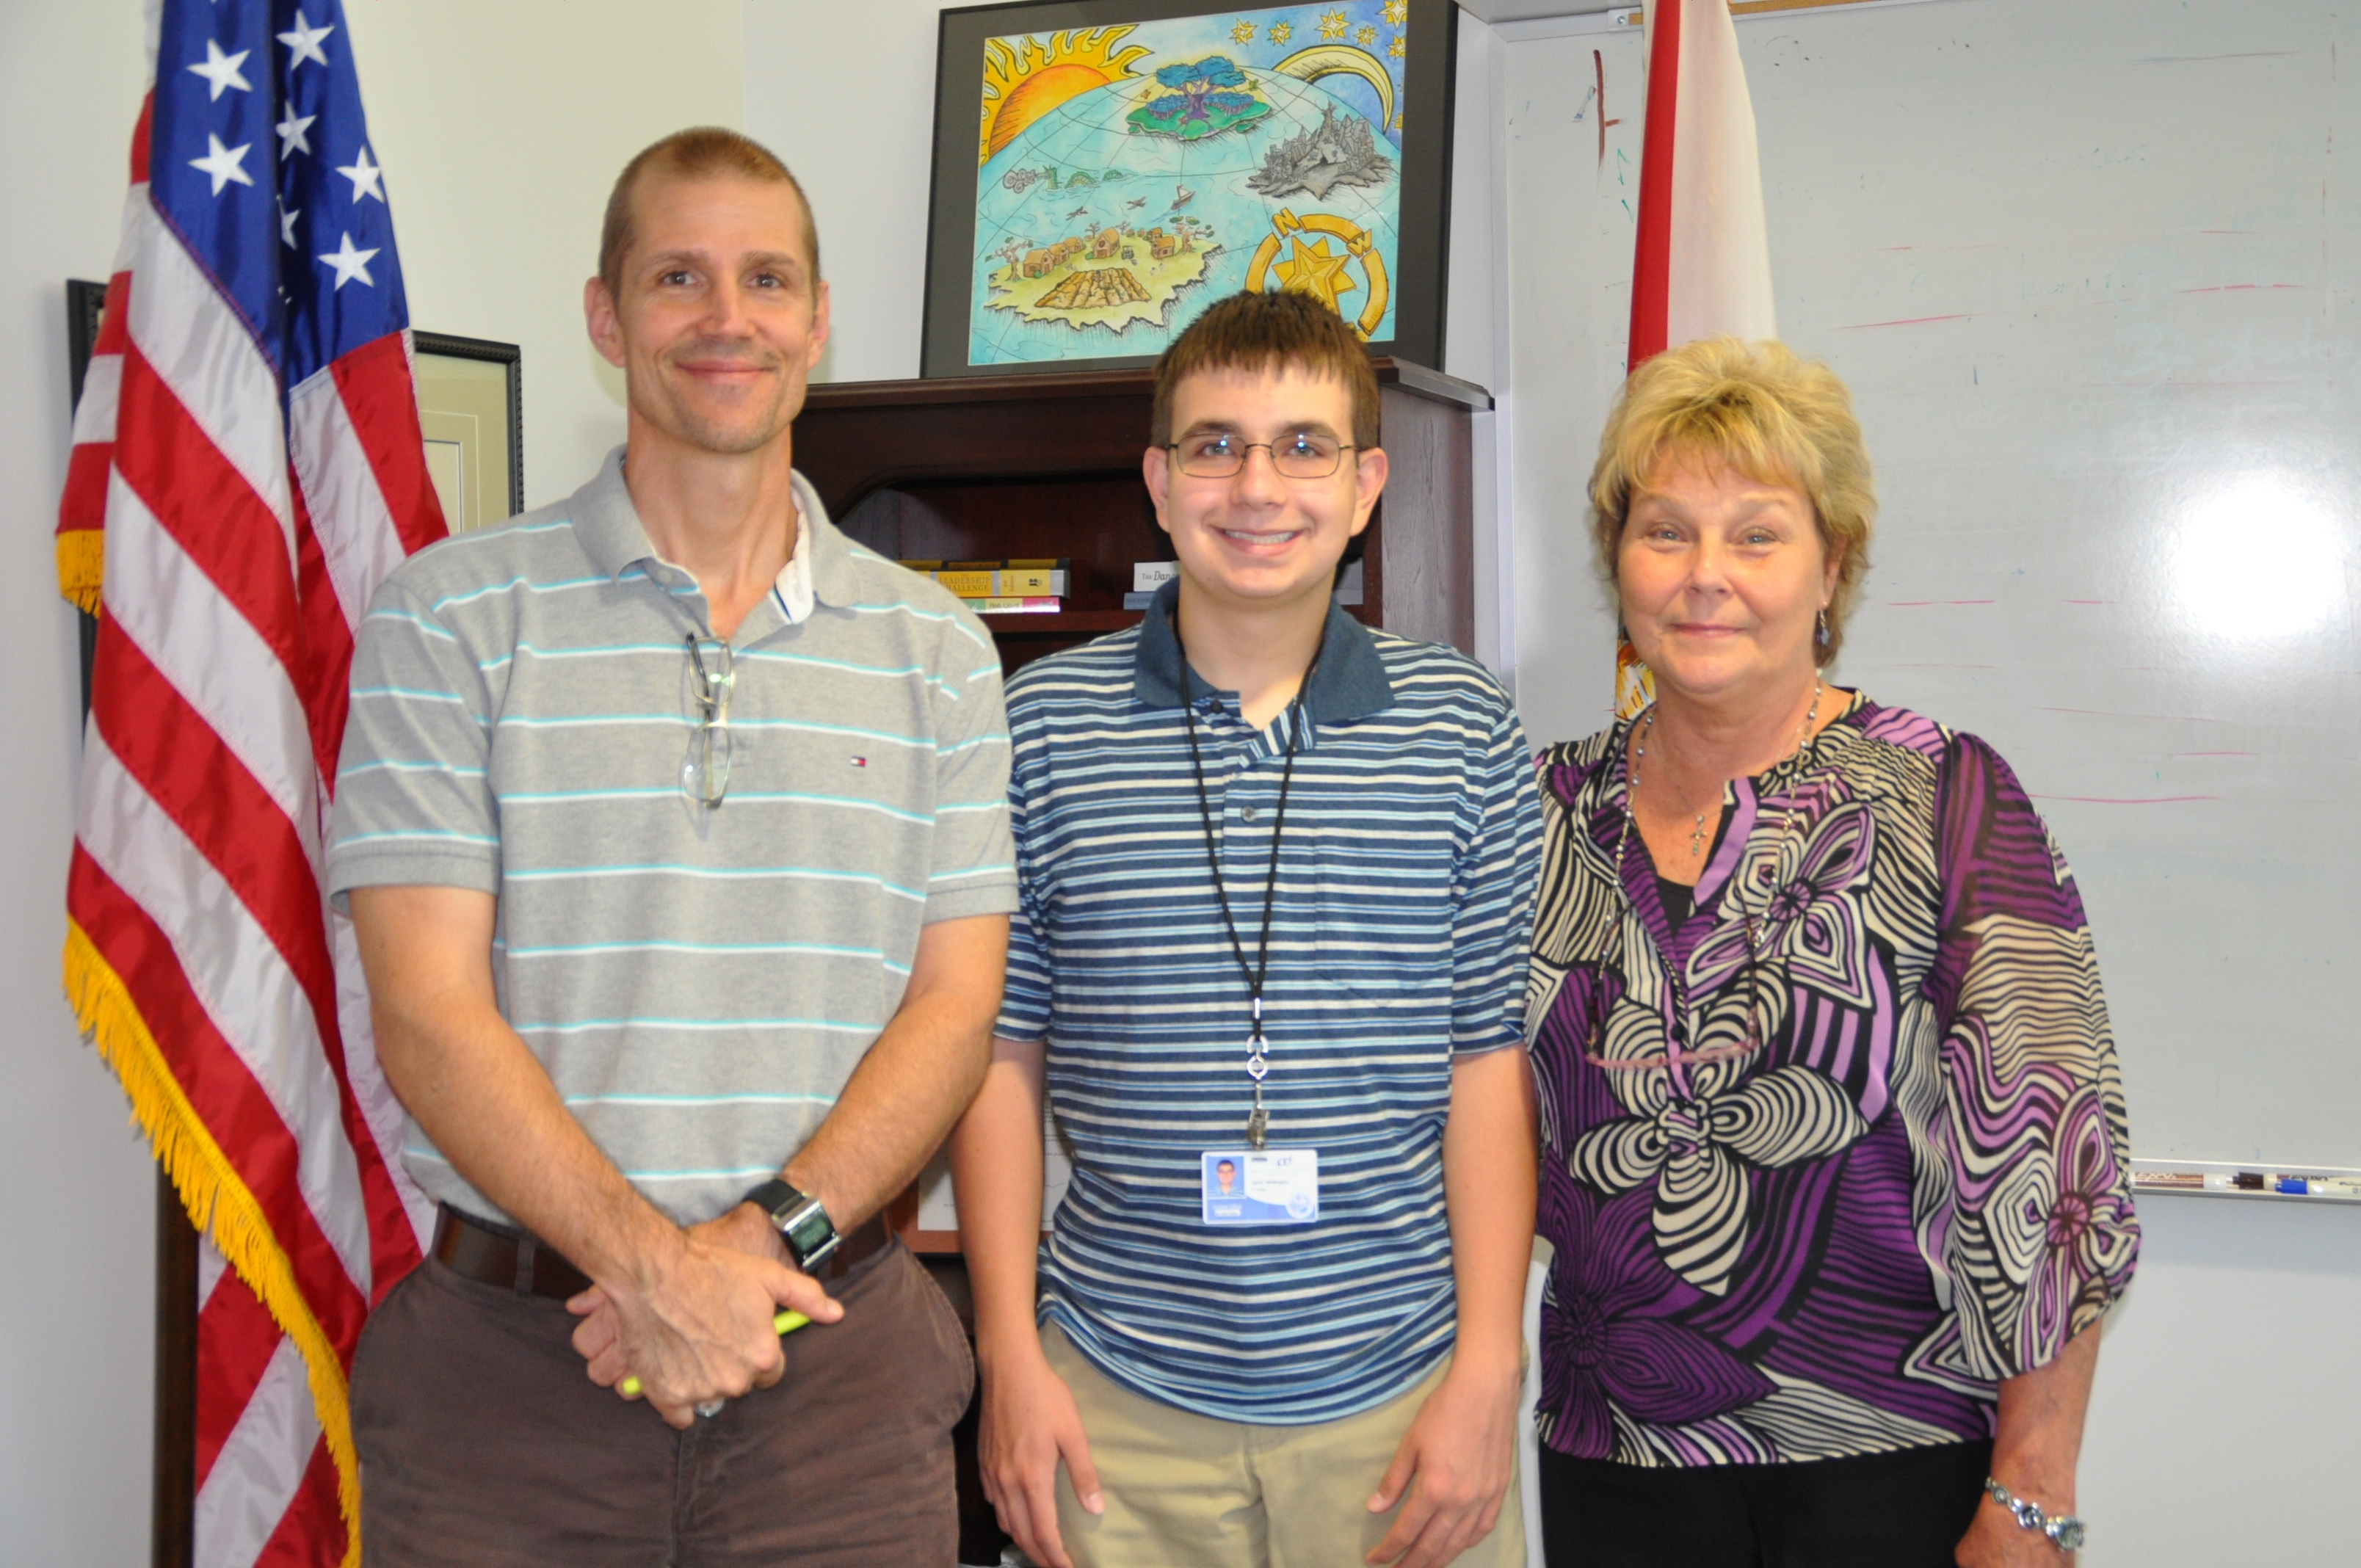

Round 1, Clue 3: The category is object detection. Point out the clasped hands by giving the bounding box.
[565,1202,844,1430]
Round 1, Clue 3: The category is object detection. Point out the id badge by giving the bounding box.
[1200,1149,1319,1225]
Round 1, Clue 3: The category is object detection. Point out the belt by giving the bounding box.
[431,1204,893,1302]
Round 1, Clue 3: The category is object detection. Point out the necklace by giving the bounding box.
[1175,618,1321,1150]
[1631,712,1713,860]
[1612,681,1826,1069]
[1628,681,1823,866]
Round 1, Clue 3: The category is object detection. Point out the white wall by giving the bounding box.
[0,1,168,1560]
[0,4,745,1561]
[344,0,749,510]
[739,0,954,385]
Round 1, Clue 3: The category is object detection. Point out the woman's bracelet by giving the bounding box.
[1984,1477,2086,1551]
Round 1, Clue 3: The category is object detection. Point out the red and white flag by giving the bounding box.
[58,1,443,1562]
[1628,0,1777,364]
[1619,0,1778,716]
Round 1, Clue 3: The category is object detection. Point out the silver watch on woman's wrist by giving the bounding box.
[1984,1477,2086,1551]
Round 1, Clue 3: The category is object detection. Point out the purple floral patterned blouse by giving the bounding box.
[1526,692,2138,1466]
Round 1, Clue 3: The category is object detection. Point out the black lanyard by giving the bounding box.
[1175,620,1320,1150]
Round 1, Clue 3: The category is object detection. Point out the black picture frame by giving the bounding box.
[65,279,108,711]
[68,277,107,411]
[921,0,1456,379]
[413,330,525,523]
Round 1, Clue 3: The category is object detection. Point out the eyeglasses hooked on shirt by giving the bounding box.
[682,634,733,808]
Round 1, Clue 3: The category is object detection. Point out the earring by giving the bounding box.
[1816,609,1832,649]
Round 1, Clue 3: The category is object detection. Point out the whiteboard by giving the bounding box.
[1495,0,2361,1168]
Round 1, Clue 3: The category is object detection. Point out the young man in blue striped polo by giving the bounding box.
[951,290,1544,1568]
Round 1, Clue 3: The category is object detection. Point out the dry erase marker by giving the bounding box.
[618,1310,810,1400]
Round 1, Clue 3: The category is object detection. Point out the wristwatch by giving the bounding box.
[1984,1477,2086,1552]
[742,1178,841,1273]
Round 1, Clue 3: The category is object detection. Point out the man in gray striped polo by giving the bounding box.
[951,291,1544,1568]
[328,128,1012,1564]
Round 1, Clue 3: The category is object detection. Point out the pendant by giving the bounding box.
[1245,1024,1269,1147]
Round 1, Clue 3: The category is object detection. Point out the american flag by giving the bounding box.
[57,1,443,1563]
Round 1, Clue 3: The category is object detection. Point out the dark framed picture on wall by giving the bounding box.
[921,0,1456,378]
[412,331,523,531]
[68,277,108,410]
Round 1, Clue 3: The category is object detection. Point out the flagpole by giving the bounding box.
[153,1173,196,1568]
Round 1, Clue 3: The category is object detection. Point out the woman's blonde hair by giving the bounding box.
[1589,337,1875,665]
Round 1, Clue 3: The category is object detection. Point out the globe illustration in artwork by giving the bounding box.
[969,64,1401,366]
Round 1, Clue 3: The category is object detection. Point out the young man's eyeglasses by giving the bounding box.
[1168,430,1357,480]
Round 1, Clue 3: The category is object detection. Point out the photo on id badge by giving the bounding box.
[1201,1150,1319,1224]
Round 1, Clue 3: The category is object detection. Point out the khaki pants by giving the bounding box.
[1045,1324,1527,1568]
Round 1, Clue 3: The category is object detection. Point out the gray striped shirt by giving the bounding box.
[328,449,1016,1226]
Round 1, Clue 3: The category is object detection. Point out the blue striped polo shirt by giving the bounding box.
[998,583,1542,1424]
[327,448,1017,1227]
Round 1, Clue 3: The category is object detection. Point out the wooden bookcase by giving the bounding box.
[795,357,1490,1263]
[791,357,1492,680]
[799,359,1491,1561]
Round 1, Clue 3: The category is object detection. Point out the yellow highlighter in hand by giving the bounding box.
[619,1310,812,1401]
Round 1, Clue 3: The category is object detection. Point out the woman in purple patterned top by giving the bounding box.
[1527,339,2136,1567]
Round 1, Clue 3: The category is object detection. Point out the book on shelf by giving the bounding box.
[903,559,1069,598]
[965,596,1064,615]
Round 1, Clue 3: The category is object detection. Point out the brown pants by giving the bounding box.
[352,1241,973,1567]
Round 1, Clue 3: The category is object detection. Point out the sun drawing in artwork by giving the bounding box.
[979,26,1155,164]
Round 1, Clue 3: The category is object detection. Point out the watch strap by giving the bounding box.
[742,1178,841,1272]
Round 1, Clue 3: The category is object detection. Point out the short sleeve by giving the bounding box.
[1451,683,1545,1055]
[327,578,500,907]
[1923,733,2139,1380]
[921,625,1019,925]
[993,703,1053,1045]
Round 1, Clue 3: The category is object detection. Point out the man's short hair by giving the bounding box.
[1151,291,1380,451]
[599,127,820,298]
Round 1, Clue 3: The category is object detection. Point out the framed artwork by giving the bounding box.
[412,332,523,531]
[921,0,1456,378]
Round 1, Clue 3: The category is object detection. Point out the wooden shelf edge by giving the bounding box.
[977,609,1142,633]
[804,357,1491,415]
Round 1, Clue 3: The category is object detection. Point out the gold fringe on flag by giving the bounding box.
[57,530,104,617]
[63,919,364,1568]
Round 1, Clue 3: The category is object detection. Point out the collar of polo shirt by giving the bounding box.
[1131,577,1393,724]
[570,446,861,615]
